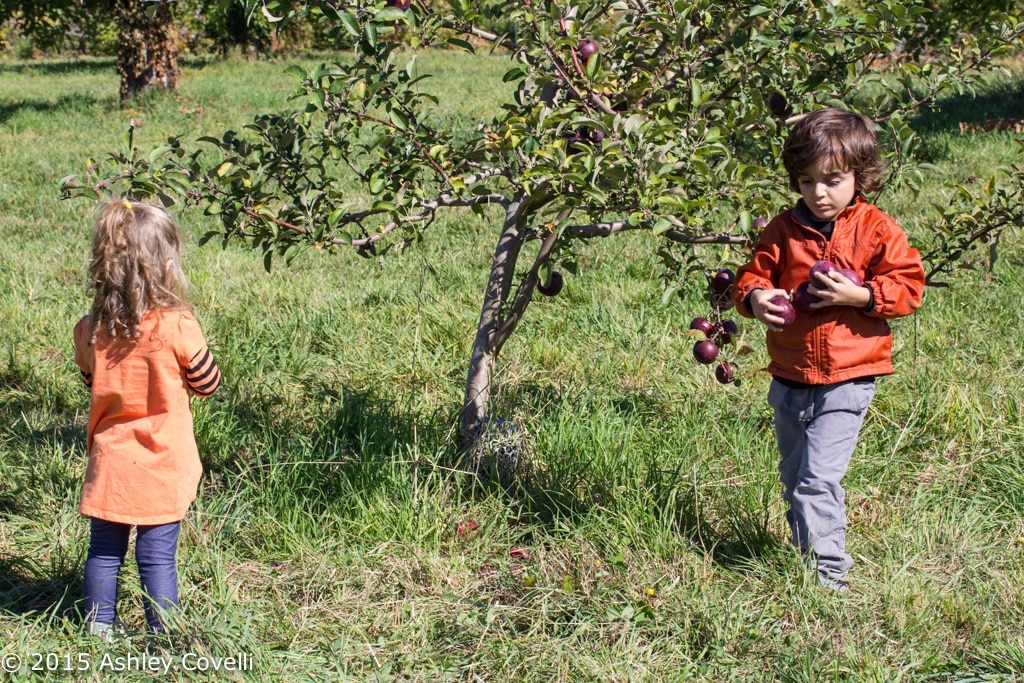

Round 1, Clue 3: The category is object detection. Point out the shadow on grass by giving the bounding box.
[483,382,786,566]
[194,380,458,518]
[0,54,222,77]
[910,74,1024,162]
[0,93,112,125]
[0,57,115,75]
[0,554,81,617]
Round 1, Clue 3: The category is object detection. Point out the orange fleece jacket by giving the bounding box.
[733,196,925,385]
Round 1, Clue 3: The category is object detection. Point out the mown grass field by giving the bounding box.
[1,50,1023,681]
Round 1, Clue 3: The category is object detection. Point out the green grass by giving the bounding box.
[1,51,1023,681]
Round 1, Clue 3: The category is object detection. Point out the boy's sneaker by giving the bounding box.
[819,575,849,594]
[87,622,116,642]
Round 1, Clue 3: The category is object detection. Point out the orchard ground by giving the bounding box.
[1,51,1023,681]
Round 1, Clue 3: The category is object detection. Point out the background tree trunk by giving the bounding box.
[114,0,179,103]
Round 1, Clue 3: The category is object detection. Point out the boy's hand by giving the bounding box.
[808,271,872,309]
[749,288,792,332]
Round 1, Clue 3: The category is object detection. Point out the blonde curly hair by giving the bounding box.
[87,199,189,343]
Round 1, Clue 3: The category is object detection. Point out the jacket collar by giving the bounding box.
[791,194,864,234]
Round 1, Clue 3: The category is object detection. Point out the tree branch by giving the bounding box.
[565,220,749,244]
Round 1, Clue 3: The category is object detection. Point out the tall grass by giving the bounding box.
[1,52,1022,681]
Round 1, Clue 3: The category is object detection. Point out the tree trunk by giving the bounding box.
[114,0,180,103]
[460,193,533,449]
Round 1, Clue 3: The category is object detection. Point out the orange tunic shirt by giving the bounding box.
[73,310,221,525]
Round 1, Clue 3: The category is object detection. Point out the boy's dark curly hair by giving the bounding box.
[782,108,885,193]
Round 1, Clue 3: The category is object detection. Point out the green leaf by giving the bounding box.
[446,38,476,54]
[388,109,410,131]
[738,210,752,233]
[263,250,273,273]
[148,146,171,163]
[503,67,526,82]
[284,65,307,81]
[338,12,360,37]
[652,217,673,235]
[283,243,301,264]
[748,5,770,17]
[375,7,408,22]
[690,79,704,107]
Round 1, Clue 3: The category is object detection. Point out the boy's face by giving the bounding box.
[797,158,857,222]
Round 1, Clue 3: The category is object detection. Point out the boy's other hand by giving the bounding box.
[750,288,792,332]
[808,271,872,309]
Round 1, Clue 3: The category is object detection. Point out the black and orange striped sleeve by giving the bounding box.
[187,347,221,396]
[73,316,94,390]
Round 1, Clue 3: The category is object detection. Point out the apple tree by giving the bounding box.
[0,0,180,102]
[61,0,1023,449]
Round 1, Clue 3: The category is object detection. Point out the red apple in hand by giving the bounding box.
[836,268,864,286]
[810,260,837,281]
[768,295,796,326]
[792,281,822,313]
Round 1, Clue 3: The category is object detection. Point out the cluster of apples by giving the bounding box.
[689,268,742,385]
[771,260,864,326]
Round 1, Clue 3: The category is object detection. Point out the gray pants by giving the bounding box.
[767,378,876,587]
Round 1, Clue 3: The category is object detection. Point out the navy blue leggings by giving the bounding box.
[83,518,181,632]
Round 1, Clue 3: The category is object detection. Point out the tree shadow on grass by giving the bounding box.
[0,93,111,125]
[195,380,456,517]
[911,75,1024,162]
[0,553,81,617]
[0,58,115,76]
[0,55,221,77]
[484,381,787,567]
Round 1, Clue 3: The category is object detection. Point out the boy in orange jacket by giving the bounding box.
[733,108,925,591]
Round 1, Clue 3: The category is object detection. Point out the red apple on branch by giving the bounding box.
[689,316,715,337]
[538,271,564,296]
[715,361,739,384]
[693,340,720,364]
[578,40,600,60]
